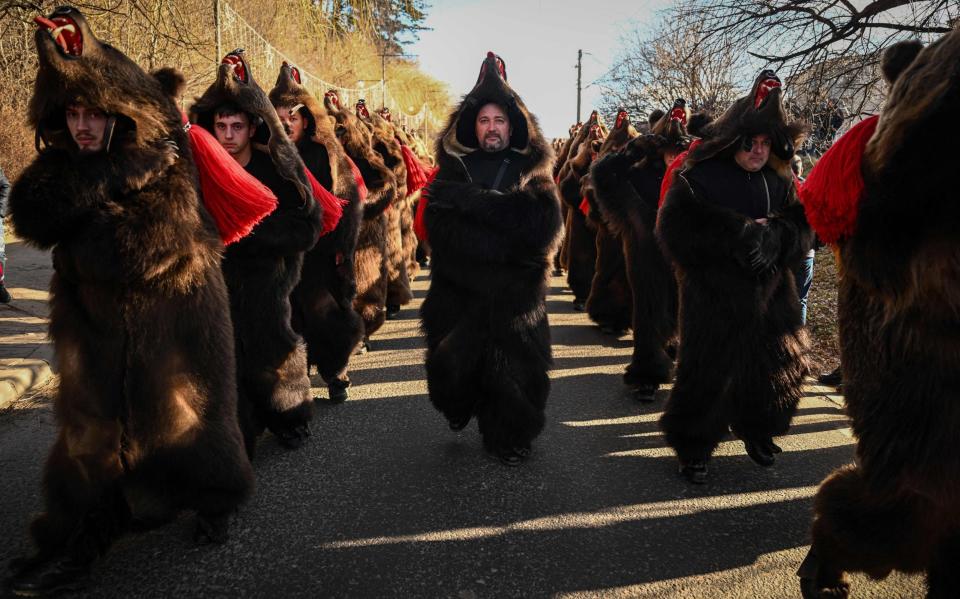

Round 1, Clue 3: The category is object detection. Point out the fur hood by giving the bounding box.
[436,51,553,176]
[268,62,339,150]
[649,99,692,155]
[687,70,807,178]
[190,50,312,204]
[597,108,640,156]
[31,7,182,154]
[268,62,350,194]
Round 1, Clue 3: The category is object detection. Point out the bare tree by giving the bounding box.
[677,0,958,146]
[598,12,740,125]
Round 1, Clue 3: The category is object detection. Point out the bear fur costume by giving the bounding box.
[356,100,413,315]
[191,50,322,456]
[582,111,637,334]
[559,117,604,309]
[797,35,960,599]
[655,70,812,482]
[324,91,397,345]
[268,64,363,398]
[7,8,253,591]
[376,107,424,281]
[552,123,582,275]
[420,52,563,459]
[590,103,690,399]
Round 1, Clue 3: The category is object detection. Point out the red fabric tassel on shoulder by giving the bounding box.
[184,115,278,245]
[303,167,348,237]
[401,145,431,196]
[799,115,879,245]
[413,166,440,242]
[659,138,701,208]
[579,196,591,217]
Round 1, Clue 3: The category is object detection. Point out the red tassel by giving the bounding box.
[345,156,368,203]
[413,166,440,242]
[303,167,348,238]
[185,117,278,245]
[659,139,700,208]
[579,195,590,217]
[401,145,430,196]
[799,115,879,245]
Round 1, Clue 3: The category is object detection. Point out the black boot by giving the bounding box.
[817,366,842,387]
[678,458,708,484]
[386,304,401,320]
[448,414,470,431]
[272,422,311,449]
[631,383,658,402]
[490,445,526,467]
[7,556,91,597]
[744,438,778,467]
[797,547,850,599]
[325,377,350,403]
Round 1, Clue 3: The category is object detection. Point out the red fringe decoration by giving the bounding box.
[659,139,701,208]
[579,195,591,217]
[303,167,348,238]
[413,167,440,242]
[185,118,277,245]
[401,145,431,196]
[345,156,368,202]
[799,115,879,245]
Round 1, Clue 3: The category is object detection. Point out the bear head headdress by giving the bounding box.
[436,51,553,176]
[687,70,807,179]
[31,6,183,158]
[191,49,313,205]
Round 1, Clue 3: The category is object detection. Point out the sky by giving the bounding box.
[410,0,672,139]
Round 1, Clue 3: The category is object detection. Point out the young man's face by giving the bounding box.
[66,104,108,153]
[214,112,256,164]
[277,105,307,143]
[734,134,772,172]
[475,103,511,152]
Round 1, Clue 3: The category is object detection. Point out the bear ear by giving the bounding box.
[687,111,713,137]
[880,40,924,84]
[152,67,187,99]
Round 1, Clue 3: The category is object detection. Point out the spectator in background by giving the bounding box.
[0,164,10,303]
[792,155,814,325]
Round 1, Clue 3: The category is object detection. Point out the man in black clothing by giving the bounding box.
[421,52,562,466]
[684,133,790,222]
[277,102,334,189]
[196,62,323,456]
[656,70,811,484]
[269,64,364,405]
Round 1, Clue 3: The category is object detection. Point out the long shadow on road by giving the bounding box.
[0,270,921,598]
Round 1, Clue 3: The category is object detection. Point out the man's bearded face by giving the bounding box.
[66,104,107,153]
[475,103,511,152]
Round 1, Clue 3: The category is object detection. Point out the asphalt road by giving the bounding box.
[0,268,925,598]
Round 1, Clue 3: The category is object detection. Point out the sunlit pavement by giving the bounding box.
[0,267,924,598]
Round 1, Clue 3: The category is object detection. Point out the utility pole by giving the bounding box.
[576,49,583,124]
[214,0,222,62]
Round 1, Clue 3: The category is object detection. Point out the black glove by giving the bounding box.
[737,224,781,276]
